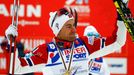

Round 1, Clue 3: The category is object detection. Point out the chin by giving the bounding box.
[69,36,76,42]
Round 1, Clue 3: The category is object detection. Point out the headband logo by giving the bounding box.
[56,23,59,30]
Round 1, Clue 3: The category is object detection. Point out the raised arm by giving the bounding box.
[88,20,127,59]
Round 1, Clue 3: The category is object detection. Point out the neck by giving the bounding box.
[54,37,73,49]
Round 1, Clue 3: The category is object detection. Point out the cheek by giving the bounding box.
[59,32,69,40]
[71,29,76,33]
[63,32,69,36]
[59,30,68,37]
[60,28,72,36]
[63,29,70,34]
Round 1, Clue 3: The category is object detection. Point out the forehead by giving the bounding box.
[64,19,75,26]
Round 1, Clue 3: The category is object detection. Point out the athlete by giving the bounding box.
[5,7,127,75]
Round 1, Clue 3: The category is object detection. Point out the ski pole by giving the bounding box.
[8,0,20,75]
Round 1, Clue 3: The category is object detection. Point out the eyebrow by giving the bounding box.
[65,24,72,27]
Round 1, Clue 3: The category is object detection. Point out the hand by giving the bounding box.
[5,24,18,43]
[122,0,128,4]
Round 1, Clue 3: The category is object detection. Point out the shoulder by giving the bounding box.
[37,43,47,49]
[34,41,56,50]
[32,43,48,54]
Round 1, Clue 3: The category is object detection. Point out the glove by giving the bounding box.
[83,26,100,38]
[122,0,128,4]
[114,0,128,3]
[5,24,18,44]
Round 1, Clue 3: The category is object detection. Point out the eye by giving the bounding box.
[67,26,71,28]
[66,24,72,28]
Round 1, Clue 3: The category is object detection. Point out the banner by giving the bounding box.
[1,0,134,75]
[0,0,66,37]
[0,53,9,74]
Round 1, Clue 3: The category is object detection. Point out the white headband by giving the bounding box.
[49,11,74,36]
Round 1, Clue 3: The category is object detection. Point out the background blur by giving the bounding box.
[0,0,134,75]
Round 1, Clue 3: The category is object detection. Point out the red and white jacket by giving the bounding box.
[10,21,127,75]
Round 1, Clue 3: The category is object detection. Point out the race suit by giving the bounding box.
[9,21,127,75]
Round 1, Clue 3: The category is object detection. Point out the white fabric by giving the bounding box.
[49,11,74,36]
[101,59,110,75]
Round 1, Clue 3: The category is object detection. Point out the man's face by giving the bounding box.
[57,19,76,42]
